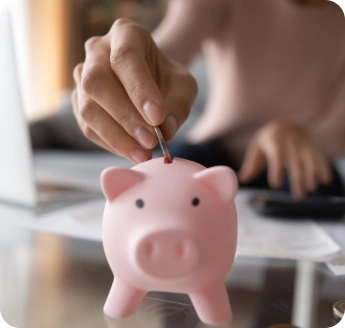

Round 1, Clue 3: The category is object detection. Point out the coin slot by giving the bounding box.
[164,157,173,164]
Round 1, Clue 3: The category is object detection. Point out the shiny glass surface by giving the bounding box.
[0,226,344,328]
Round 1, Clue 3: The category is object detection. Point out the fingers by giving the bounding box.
[264,142,285,189]
[73,62,152,163]
[285,142,327,200]
[299,147,332,197]
[313,151,332,185]
[81,36,158,150]
[281,144,332,200]
[72,90,117,154]
[239,137,285,189]
[238,142,266,184]
[286,144,305,200]
[77,89,151,163]
[239,120,333,200]
[301,147,320,193]
[109,19,168,126]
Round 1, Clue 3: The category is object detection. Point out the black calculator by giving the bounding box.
[249,191,345,220]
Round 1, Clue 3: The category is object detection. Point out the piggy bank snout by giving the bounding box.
[133,230,201,279]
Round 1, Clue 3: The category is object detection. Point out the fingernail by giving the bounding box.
[130,148,148,163]
[143,100,163,125]
[134,126,155,149]
[166,115,178,137]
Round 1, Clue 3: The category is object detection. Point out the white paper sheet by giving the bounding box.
[235,193,341,261]
[21,191,342,268]
[321,223,345,276]
[326,252,345,276]
[23,199,105,241]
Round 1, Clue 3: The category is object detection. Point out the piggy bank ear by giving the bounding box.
[194,166,238,203]
[101,167,145,202]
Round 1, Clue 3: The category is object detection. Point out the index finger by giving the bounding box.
[109,19,168,126]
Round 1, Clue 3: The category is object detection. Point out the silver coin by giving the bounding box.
[154,126,172,163]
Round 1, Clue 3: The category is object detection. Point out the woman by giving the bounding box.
[72,0,345,199]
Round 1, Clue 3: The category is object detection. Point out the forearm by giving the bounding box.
[152,0,226,66]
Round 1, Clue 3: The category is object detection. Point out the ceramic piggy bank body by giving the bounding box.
[101,157,238,325]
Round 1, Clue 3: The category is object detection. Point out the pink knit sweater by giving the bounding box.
[153,0,345,163]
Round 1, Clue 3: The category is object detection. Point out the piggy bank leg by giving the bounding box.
[103,278,146,319]
[189,283,232,325]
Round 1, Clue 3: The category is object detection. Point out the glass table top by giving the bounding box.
[0,227,344,328]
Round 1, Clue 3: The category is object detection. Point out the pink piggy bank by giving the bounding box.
[101,157,238,325]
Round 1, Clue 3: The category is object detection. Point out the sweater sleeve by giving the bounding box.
[152,0,226,66]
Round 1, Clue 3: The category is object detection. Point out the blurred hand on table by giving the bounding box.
[238,120,332,199]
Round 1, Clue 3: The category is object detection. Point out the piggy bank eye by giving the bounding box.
[136,199,144,208]
[192,197,200,206]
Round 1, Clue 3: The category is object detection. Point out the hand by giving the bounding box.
[238,120,332,199]
[72,18,197,163]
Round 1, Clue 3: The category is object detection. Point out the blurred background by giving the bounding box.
[1,2,345,328]
[7,0,168,120]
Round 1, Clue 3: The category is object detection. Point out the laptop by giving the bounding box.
[0,8,101,213]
